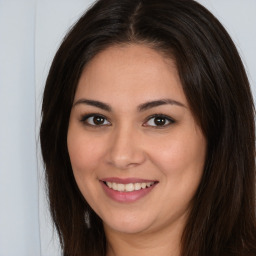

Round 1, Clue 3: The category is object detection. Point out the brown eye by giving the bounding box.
[93,116,105,125]
[154,117,168,126]
[81,114,111,126]
[144,114,175,127]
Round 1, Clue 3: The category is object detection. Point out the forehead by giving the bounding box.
[75,44,186,105]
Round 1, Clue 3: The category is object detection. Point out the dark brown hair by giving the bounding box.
[40,0,256,255]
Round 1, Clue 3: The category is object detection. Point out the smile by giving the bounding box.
[100,178,158,203]
[104,181,155,192]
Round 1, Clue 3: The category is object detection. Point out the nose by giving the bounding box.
[106,125,146,169]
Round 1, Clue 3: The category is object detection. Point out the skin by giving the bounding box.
[67,44,207,256]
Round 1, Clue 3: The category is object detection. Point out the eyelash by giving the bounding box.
[143,114,175,128]
[80,113,175,128]
[80,113,111,127]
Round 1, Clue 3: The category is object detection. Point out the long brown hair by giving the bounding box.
[40,0,256,255]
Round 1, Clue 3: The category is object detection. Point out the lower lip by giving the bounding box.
[101,182,157,203]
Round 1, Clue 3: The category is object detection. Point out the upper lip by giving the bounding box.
[100,177,158,184]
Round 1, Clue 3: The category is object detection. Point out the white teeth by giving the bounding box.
[134,183,141,190]
[105,181,155,192]
[141,183,146,189]
[117,183,125,192]
[112,183,118,190]
[126,183,134,192]
[106,182,112,188]
[146,182,152,188]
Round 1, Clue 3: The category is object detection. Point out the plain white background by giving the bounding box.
[0,0,255,255]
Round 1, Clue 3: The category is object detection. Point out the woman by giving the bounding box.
[40,0,256,255]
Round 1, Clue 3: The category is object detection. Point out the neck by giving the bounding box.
[104,218,185,256]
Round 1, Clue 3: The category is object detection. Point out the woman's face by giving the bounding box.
[67,44,206,235]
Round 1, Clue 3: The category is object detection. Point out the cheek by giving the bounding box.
[67,129,107,205]
[67,129,105,179]
[149,128,206,178]
[150,129,206,213]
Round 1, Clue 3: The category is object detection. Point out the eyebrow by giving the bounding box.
[73,98,185,112]
[138,99,185,111]
[73,99,112,111]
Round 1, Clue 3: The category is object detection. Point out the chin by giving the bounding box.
[102,213,156,235]
[105,223,151,235]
